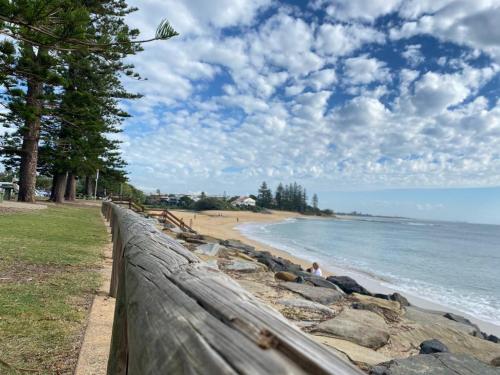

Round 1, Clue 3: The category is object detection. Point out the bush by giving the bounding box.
[194,197,233,211]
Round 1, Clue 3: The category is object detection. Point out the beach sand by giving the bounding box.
[170,209,318,272]
[170,209,500,337]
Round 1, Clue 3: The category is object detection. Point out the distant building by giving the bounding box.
[231,196,256,207]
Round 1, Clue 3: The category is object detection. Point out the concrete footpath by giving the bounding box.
[75,218,115,375]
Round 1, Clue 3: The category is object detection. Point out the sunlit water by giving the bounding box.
[238,216,500,326]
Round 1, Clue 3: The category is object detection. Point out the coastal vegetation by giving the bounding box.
[144,182,335,215]
[0,1,177,203]
[254,181,333,215]
[0,205,108,373]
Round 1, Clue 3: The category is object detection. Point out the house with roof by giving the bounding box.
[231,196,256,207]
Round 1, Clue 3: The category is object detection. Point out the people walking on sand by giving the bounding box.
[307,262,322,277]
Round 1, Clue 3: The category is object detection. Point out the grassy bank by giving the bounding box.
[0,205,108,374]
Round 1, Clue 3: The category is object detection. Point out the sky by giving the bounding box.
[116,0,500,224]
[7,0,500,223]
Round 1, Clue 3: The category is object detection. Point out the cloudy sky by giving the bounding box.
[119,0,500,224]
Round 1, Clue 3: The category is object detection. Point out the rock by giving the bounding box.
[256,252,303,273]
[279,282,344,305]
[277,298,336,316]
[220,259,266,273]
[492,357,500,367]
[443,312,483,337]
[373,293,390,300]
[274,271,298,282]
[487,335,500,344]
[391,293,410,307]
[313,336,391,368]
[177,232,204,241]
[352,293,402,315]
[326,275,371,295]
[219,239,257,255]
[277,298,337,321]
[184,237,207,244]
[311,308,390,349]
[419,339,449,354]
[351,294,402,323]
[295,272,345,293]
[194,243,221,256]
[370,352,500,375]
[204,259,219,270]
[392,307,500,364]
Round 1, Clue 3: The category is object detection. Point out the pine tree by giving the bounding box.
[312,193,319,212]
[275,183,284,209]
[0,1,178,202]
[257,181,273,208]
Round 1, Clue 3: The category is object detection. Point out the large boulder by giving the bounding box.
[326,275,371,295]
[391,306,500,363]
[295,272,345,293]
[275,271,298,282]
[373,292,410,307]
[443,312,483,337]
[487,335,500,344]
[279,282,344,305]
[276,299,337,321]
[255,252,303,273]
[314,336,391,369]
[220,259,267,273]
[194,243,222,256]
[352,293,402,314]
[419,339,449,354]
[219,239,257,255]
[351,293,402,323]
[312,308,390,349]
[370,352,500,375]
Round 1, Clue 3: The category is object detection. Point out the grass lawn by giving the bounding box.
[0,204,108,374]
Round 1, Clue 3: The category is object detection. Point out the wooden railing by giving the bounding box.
[109,196,145,213]
[154,208,197,233]
[101,201,363,375]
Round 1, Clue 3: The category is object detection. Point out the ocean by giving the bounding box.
[238,216,500,329]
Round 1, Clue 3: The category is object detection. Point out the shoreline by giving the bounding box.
[171,209,500,337]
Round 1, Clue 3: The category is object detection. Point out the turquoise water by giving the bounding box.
[238,217,500,326]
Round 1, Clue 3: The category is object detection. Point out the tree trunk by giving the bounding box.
[51,173,67,203]
[65,173,76,201]
[18,77,43,203]
[85,176,94,197]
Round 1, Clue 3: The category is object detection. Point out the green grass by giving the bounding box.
[0,205,108,374]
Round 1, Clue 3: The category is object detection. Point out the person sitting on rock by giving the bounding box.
[307,262,322,277]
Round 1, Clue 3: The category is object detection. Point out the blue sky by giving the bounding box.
[115,1,500,224]
[1,0,500,224]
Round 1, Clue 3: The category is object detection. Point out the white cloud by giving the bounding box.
[106,0,500,195]
[402,44,424,66]
[344,55,391,85]
[391,1,500,61]
[409,65,498,116]
[319,0,402,23]
[307,69,337,91]
[315,23,385,57]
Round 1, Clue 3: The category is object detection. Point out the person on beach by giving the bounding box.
[307,262,322,277]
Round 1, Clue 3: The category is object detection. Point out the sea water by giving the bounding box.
[238,216,500,327]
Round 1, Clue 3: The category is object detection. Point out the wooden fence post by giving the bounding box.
[101,201,363,375]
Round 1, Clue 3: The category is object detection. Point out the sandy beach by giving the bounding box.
[170,209,317,271]
[171,209,500,337]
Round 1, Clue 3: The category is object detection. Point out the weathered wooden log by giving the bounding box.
[102,201,363,375]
